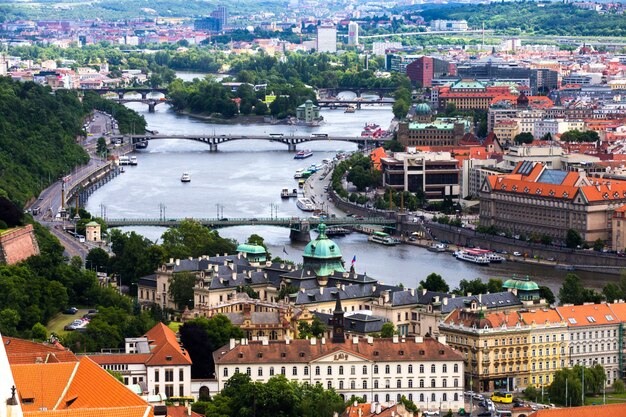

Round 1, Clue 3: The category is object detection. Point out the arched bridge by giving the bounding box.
[317,98,395,109]
[105,216,397,242]
[110,133,391,152]
[90,88,168,99]
[317,87,397,99]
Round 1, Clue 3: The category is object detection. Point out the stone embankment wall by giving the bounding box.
[0,224,40,264]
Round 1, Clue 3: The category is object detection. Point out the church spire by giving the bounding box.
[331,295,345,343]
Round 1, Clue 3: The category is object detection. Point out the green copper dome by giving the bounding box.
[236,244,267,255]
[303,224,343,259]
[503,275,539,291]
[414,103,432,115]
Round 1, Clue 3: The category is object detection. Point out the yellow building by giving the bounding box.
[519,309,568,387]
[493,119,521,145]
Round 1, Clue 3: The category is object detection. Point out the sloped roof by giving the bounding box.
[555,303,618,327]
[4,337,77,365]
[11,357,153,417]
[144,323,192,366]
[528,403,626,417]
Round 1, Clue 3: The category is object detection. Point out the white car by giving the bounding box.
[513,251,522,256]
[422,411,439,417]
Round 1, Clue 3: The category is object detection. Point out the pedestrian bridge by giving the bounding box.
[110,133,390,152]
[105,216,396,229]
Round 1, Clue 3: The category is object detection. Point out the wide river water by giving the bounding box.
[86,75,613,294]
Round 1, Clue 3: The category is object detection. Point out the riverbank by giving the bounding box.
[177,109,303,126]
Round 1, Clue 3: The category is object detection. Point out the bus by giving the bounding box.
[310,133,328,138]
[269,133,284,137]
[491,392,513,404]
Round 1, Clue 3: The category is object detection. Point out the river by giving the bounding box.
[85,75,613,294]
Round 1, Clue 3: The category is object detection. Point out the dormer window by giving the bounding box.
[166,355,172,361]
[549,190,555,196]
[524,187,530,193]
[535,188,542,195]
[563,192,569,198]
[614,192,620,198]
[603,193,609,199]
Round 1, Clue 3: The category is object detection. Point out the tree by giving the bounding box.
[86,248,110,272]
[0,197,23,228]
[455,278,488,295]
[392,98,409,119]
[541,132,553,141]
[298,316,326,339]
[380,322,396,338]
[96,137,108,156]
[179,315,244,378]
[593,238,605,252]
[161,219,236,259]
[565,229,583,249]
[514,132,534,144]
[0,308,20,336]
[613,379,625,394]
[278,284,299,301]
[487,278,503,293]
[539,286,556,305]
[420,273,449,293]
[558,273,603,305]
[169,272,196,310]
[31,322,47,340]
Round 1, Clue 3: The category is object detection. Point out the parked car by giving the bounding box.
[422,411,439,417]
[477,412,492,417]
[513,251,522,257]
[63,307,78,314]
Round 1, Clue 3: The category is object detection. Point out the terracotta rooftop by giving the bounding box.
[528,403,626,417]
[88,353,152,365]
[555,303,618,327]
[144,323,192,366]
[11,356,153,417]
[4,337,77,365]
[214,337,463,365]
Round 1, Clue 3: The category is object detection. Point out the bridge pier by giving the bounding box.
[148,102,156,113]
[209,142,218,152]
[287,141,297,152]
[118,92,125,100]
[356,102,362,110]
[141,92,148,100]
[290,220,311,242]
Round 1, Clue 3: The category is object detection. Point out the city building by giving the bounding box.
[479,161,626,243]
[555,303,621,385]
[492,119,520,145]
[296,100,322,123]
[88,323,193,398]
[213,298,465,411]
[405,57,454,88]
[430,20,468,32]
[193,17,222,32]
[436,80,513,111]
[611,205,626,251]
[348,22,359,46]
[380,151,460,201]
[85,221,101,242]
[372,41,401,56]
[211,5,228,27]
[396,117,472,147]
[317,25,337,53]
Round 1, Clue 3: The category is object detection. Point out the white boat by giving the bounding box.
[296,198,316,212]
[455,250,490,265]
[368,231,399,246]
[294,169,304,179]
[427,243,447,253]
[130,156,138,165]
[486,252,506,263]
[119,155,130,165]
[181,172,191,183]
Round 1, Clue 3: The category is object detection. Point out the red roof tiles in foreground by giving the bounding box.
[11,356,153,417]
[4,337,78,365]
[529,403,626,417]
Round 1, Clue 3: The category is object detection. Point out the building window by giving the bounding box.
[420,379,425,388]
[385,365,390,374]
[385,380,390,389]
[363,365,368,375]
[397,380,402,388]
[431,393,436,402]
[351,366,355,375]
[397,365,402,373]
[431,364,436,373]
[179,369,184,381]
[223,368,228,377]
[339,381,344,389]
[339,366,344,375]
[443,379,447,388]
[155,370,159,382]
[431,379,436,388]
[234,367,239,374]
[327,381,332,389]
[408,364,413,373]
[315,366,320,376]
[386,394,390,402]
[420,394,424,402]
[270,367,274,376]
[443,393,447,402]
[327,366,332,375]
[442,364,447,373]
[165,369,173,382]
[374,381,379,389]
[304,366,309,376]
[246,367,251,376]
[179,385,184,397]
[409,379,413,388]
[454,378,459,387]
[454,393,459,401]
[281,367,286,375]
[258,368,263,377]
[292,366,297,376]
[363,380,368,389]
[165,385,174,398]
[351,381,355,389]
[374,365,379,374]
[420,365,424,373]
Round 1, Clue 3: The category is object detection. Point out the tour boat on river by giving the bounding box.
[454,249,490,265]
[281,188,298,199]
[181,172,191,183]
[294,150,313,159]
[296,198,316,212]
[368,231,400,246]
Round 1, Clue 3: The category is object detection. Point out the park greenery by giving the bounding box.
[415,3,626,37]
[191,373,345,417]
[546,365,606,406]
[0,77,145,207]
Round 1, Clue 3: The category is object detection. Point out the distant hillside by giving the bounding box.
[416,3,626,37]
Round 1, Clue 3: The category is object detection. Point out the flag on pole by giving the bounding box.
[351,255,356,265]
[283,246,288,255]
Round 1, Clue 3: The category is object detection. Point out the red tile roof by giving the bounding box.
[555,303,618,327]
[144,323,192,366]
[11,357,154,417]
[529,403,626,417]
[166,406,203,417]
[88,354,152,365]
[214,337,463,365]
[4,337,78,365]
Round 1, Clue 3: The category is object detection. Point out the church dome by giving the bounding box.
[503,275,539,291]
[414,103,432,115]
[303,224,342,260]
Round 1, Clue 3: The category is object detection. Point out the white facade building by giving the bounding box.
[348,22,359,46]
[372,41,402,56]
[317,25,337,53]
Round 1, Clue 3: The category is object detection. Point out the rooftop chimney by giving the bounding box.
[310,337,317,345]
[229,338,236,349]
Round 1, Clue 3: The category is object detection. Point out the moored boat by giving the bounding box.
[427,243,448,253]
[129,156,138,165]
[281,188,298,199]
[368,231,399,246]
[454,249,490,265]
[181,172,191,183]
[296,198,316,212]
[345,106,356,113]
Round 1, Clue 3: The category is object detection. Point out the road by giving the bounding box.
[31,111,120,260]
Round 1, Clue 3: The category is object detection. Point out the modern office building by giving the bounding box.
[317,25,337,53]
[405,56,455,88]
[194,17,222,32]
[348,21,359,46]
[211,5,228,27]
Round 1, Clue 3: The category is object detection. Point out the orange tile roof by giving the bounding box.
[11,357,153,417]
[88,354,152,365]
[144,323,192,366]
[607,302,626,320]
[519,309,564,326]
[529,403,626,417]
[166,406,203,417]
[4,337,78,365]
[555,303,618,327]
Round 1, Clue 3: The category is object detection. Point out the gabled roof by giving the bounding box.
[144,323,192,366]
[555,303,618,327]
[11,357,153,417]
